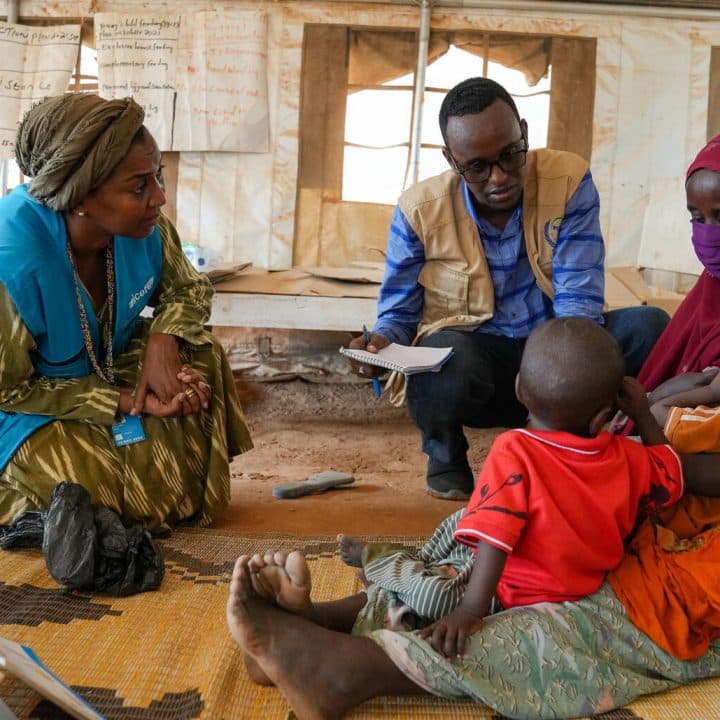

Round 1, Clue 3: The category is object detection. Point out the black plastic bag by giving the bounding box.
[0,482,164,596]
[0,510,44,548]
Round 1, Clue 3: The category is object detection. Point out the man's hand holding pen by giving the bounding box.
[347,326,388,376]
[347,325,389,397]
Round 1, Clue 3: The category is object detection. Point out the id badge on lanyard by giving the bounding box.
[112,413,146,446]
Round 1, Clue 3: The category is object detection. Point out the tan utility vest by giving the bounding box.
[386,148,590,405]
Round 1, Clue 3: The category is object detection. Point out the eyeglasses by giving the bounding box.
[448,139,528,184]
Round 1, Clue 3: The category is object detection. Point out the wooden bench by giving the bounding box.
[210,291,377,331]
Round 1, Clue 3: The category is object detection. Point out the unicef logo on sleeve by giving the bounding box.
[543,216,563,248]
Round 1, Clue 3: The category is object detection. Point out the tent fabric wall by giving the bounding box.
[257,2,720,276]
[9,1,720,279]
[146,3,720,273]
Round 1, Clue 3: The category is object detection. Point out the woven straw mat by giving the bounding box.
[0,529,719,719]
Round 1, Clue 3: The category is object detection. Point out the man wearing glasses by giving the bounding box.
[348,77,669,500]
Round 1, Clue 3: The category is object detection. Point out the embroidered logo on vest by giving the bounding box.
[129,276,155,309]
[543,216,563,248]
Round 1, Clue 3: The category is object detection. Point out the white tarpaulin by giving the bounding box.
[95,9,269,152]
[0,22,80,159]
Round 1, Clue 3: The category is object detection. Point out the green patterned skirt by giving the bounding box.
[356,582,720,719]
[0,324,252,534]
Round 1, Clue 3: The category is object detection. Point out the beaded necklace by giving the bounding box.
[66,237,116,384]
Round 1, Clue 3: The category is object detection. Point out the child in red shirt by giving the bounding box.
[422,316,720,658]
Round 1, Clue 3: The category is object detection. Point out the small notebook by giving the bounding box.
[339,343,453,375]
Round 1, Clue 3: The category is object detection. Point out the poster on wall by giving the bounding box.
[0,22,80,159]
[95,10,269,152]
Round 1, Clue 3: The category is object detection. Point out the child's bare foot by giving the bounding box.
[337,534,365,567]
[247,549,312,615]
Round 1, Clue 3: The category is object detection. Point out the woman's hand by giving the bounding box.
[123,355,211,417]
[132,333,184,414]
[707,367,720,402]
[142,392,188,417]
[177,364,211,414]
[644,365,720,432]
[119,386,186,418]
[419,608,485,658]
[648,368,720,405]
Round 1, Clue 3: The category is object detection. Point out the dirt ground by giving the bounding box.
[216,378,501,537]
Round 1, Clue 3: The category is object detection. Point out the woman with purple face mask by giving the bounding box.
[629,135,720,452]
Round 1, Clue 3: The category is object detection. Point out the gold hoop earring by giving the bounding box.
[76,210,87,217]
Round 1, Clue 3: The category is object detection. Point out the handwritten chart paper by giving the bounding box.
[0,22,80,158]
[96,10,269,152]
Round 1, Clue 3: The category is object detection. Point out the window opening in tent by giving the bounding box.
[342,44,551,206]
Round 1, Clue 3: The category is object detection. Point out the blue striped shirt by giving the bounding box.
[373,170,605,345]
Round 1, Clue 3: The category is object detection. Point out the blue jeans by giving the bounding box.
[406,306,670,468]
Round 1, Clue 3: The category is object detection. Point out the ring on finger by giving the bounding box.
[184,387,197,399]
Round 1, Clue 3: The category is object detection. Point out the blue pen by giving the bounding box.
[362,324,382,398]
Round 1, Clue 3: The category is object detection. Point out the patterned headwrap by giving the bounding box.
[14,93,145,212]
[686,133,720,180]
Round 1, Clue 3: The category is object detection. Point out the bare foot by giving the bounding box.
[226,557,422,718]
[337,534,365,568]
[230,551,311,689]
[247,549,312,615]
[244,652,273,686]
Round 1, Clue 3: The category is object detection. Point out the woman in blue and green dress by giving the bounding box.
[0,93,252,533]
